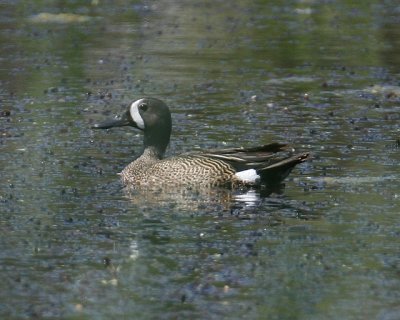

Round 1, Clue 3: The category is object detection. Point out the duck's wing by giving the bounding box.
[199,143,288,167]
[199,142,310,184]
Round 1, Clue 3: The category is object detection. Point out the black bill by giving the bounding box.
[92,111,132,129]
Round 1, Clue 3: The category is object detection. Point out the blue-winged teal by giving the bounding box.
[92,98,309,188]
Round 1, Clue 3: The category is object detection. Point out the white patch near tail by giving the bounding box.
[235,169,260,183]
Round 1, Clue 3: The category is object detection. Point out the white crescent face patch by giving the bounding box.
[129,99,145,129]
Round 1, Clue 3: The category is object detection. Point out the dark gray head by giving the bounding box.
[92,98,172,157]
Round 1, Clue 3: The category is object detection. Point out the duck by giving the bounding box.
[92,98,309,189]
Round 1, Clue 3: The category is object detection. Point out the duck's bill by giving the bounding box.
[92,112,132,129]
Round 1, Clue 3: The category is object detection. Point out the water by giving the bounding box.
[1,1,399,319]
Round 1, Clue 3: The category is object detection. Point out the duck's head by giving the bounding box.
[92,98,172,157]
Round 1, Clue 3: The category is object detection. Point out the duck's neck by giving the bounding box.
[141,146,164,160]
[143,127,171,159]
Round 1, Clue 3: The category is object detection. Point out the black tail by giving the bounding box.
[257,152,310,184]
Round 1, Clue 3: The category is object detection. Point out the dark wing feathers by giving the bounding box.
[202,142,288,157]
[200,143,289,169]
[198,143,309,184]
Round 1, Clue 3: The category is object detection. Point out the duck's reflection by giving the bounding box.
[122,182,287,213]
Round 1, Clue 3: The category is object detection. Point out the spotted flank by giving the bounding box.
[92,98,309,188]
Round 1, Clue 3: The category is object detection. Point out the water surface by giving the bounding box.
[1,1,399,319]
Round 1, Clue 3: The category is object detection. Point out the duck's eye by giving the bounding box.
[139,103,148,112]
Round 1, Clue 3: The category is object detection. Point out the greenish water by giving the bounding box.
[1,1,399,319]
